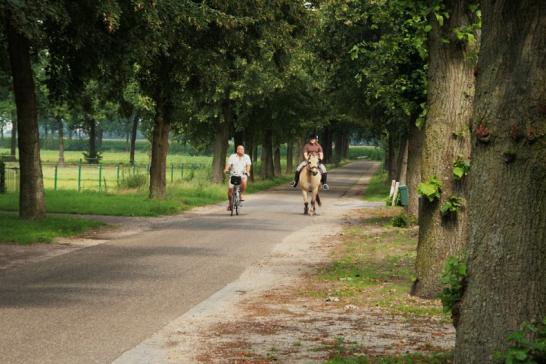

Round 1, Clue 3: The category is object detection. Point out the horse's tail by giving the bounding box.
[316,193,322,206]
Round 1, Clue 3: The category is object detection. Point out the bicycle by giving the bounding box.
[229,175,242,216]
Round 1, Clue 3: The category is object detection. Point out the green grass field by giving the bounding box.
[0,214,105,245]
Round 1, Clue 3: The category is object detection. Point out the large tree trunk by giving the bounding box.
[454,2,546,362]
[285,141,294,174]
[412,0,476,298]
[273,142,281,177]
[129,110,138,166]
[6,19,46,219]
[261,129,274,179]
[211,103,231,184]
[406,121,424,219]
[149,107,170,199]
[10,111,17,158]
[57,118,65,166]
[343,134,350,159]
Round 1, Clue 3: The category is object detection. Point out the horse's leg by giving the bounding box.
[301,189,309,215]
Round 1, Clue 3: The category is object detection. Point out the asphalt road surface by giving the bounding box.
[0,160,377,364]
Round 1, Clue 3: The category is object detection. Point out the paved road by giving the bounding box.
[0,160,377,364]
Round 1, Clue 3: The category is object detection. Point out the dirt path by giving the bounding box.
[0,160,380,364]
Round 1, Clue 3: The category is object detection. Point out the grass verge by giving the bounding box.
[0,214,105,245]
[307,207,446,318]
[0,175,293,216]
[363,168,389,202]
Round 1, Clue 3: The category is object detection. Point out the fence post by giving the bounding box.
[54,164,58,191]
[98,164,102,192]
[0,161,5,193]
[116,164,120,186]
[77,163,82,192]
[170,163,174,183]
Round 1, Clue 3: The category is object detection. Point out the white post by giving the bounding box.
[391,181,400,206]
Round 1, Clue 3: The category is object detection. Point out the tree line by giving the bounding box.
[1,1,544,362]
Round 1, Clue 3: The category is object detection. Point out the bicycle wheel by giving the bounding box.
[230,191,235,216]
[234,189,240,216]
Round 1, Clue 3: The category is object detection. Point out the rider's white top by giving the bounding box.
[227,153,251,176]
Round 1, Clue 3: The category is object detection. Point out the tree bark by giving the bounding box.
[149,106,170,199]
[406,121,424,219]
[6,18,46,219]
[334,131,344,163]
[273,142,281,177]
[129,110,138,166]
[57,118,65,166]
[343,134,350,159]
[454,1,546,362]
[10,111,17,158]
[412,0,476,298]
[387,132,398,181]
[261,129,274,179]
[285,141,294,174]
[211,103,231,184]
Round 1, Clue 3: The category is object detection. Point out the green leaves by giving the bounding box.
[438,256,467,314]
[417,176,442,202]
[495,318,546,364]
[440,195,464,217]
[453,157,471,181]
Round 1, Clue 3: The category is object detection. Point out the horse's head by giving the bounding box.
[306,154,320,176]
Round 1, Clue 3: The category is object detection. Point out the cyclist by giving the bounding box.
[224,145,252,210]
[289,134,329,190]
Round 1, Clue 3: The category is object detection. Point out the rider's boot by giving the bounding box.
[321,173,329,190]
[289,170,300,188]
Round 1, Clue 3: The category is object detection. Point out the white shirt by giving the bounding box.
[227,153,251,176]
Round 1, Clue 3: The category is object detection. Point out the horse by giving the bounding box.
[299,154,322,215]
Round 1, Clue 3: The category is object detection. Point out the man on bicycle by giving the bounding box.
[224,145,252,210]
[289,134,329,190]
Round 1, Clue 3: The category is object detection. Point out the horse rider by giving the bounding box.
[289,134,329,190]
[224,144,252,210]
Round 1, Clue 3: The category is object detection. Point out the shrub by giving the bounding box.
[120,174,148,189]
[391,212,413,228]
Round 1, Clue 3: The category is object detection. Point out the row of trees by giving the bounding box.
[1,1,371,219]
[311,0,544,362]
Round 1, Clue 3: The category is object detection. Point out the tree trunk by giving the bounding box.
[247,136,255,182]
[398,137,409,186]
[261,129,274,179]
[149,107,170,199]
[10,111,17,158]
[334,131,344,163]
[97,123,103,150]
[406,121,424,219]
[211,103,232,184]
[387,132,398,181]
[293,137,304,166]
[285,141,294,174]
[321,126,333,163]
[412,0,476,298]
[129,110,138,165]
[273,142,281,177]
[87,117,97,163]
[6,18,46,219]
[234,130,244,152]
[454,2,546,362]
[57,118,65,166]
[343,134,350,159]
